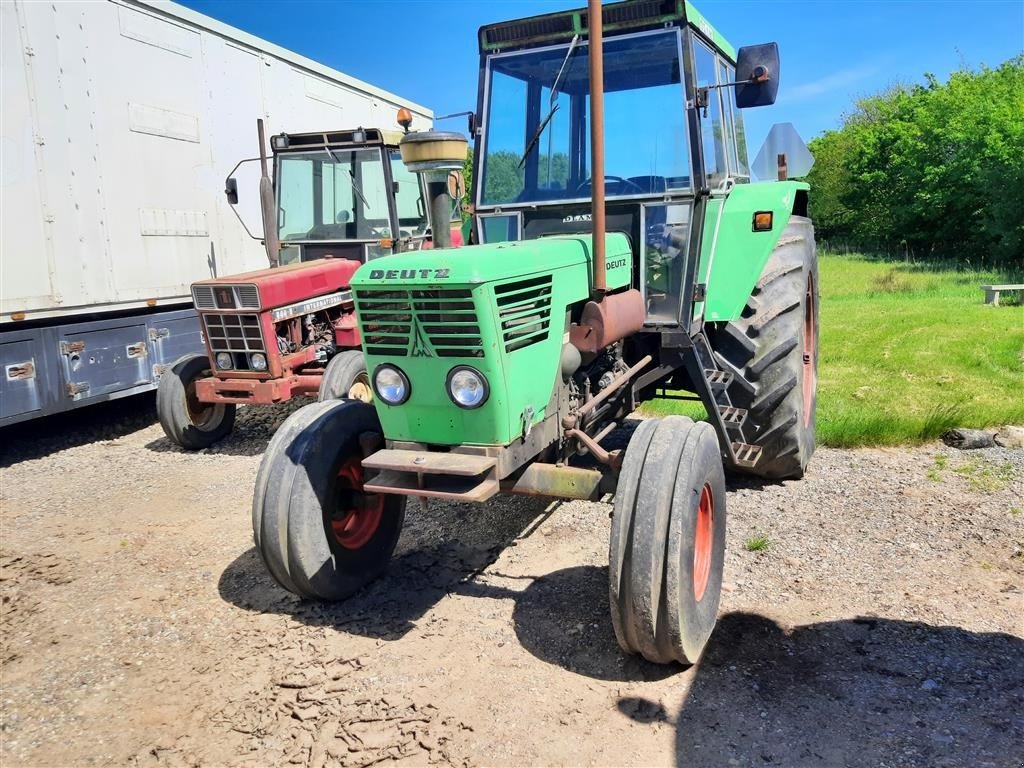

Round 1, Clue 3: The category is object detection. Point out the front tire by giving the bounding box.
[609,417,727,665]
[708,216,818,479]
[252,399,405,600]
[317,350,371,403]
[156,354,235,450]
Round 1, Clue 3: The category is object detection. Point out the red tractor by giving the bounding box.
[158,119,463,449]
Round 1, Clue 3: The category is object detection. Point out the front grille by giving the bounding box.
[193,284,260,310]
[355,289,484,358]
[202,313,265,370]
[192,285,215,309]
[494,275,553,353]
[235,285,260,308]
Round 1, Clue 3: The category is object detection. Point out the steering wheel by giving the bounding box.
[576,175,645,194]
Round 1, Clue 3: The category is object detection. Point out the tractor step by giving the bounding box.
[704,369,733,391]
[362,449,498,502]
[729,441,763,468]
[718,405,748,432]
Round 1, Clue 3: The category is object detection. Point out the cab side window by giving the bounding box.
[694,39,750,184]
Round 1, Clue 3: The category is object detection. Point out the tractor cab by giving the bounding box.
[270,128,432,264]
[472,1,755,327]
[226,127,434,267]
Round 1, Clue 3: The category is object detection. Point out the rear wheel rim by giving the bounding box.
[693,484,714,602]
[331,456,383,550]
[801,273,817,428]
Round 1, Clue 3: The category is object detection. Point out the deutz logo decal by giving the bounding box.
[563,213,591,223]
[369,268,450,280]
[410,316,432,357]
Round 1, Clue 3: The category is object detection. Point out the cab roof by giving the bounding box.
[478,0,735,61]
[273,127,405,153]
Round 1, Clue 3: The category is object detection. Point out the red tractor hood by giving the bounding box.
[193,258,361,309]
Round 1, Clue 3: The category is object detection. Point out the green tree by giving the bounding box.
[807,56,1024,265]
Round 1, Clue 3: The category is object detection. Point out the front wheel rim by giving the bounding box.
[348,373,372,403]
[185,380,216,428]
[330,456,384,550]
[693,484,714,602]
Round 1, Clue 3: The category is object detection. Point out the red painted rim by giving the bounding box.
[693,484,714,602]
[330,456,384,550]
[801,273,817,428]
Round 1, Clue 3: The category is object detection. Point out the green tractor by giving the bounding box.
[252,0,817,666]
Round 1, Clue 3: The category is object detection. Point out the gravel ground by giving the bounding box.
[1,395,1022,767]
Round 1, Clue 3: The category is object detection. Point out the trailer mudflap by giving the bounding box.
[362,449,499,502]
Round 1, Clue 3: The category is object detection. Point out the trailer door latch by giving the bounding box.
[149,327,170,341]
[126,342,147,359]
[5,361,35,381]
[66,382,90,396]
[693,283,707,302]
[59,340,85,355]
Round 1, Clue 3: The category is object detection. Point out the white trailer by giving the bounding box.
[0,0,432,426]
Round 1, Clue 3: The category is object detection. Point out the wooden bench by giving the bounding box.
[981,284,1024,306]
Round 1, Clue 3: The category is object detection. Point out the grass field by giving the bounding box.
[645,253,1024,447]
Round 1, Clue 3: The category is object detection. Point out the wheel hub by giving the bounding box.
[185,380,216,427]
[331,456,384,549]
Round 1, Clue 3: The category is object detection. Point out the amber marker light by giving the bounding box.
[378,238,393,248]
[396,107,413,132]
[752,211,773,232]
[11,311,26,321]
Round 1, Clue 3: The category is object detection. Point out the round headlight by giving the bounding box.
[250,352,267,371]
[447,366,488,409]
[373,365,410,405]
[215,352,232,370]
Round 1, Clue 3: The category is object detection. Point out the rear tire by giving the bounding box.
[252,399,405,600]
[708,216,818,479]
[317,350,371,403]
[156,354,235,450]
[609,417,726,665]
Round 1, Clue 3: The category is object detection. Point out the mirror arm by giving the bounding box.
[697,76,767,116]
[223,157,264,241]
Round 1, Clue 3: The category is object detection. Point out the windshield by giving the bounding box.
[277,147,392,242]
[480,30,691,207]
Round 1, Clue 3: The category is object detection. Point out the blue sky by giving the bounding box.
[179,0,1024,158]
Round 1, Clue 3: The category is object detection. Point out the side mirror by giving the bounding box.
[225,177,239,205]
[735,43,780,109]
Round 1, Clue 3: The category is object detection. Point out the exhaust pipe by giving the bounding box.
[257,119,281,268]
[588,0,606,296]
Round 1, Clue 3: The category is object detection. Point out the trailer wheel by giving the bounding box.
[317,350,371,403]
[252,399,405,600]
[156,354,235,450]
[609,417,726,665]
[708,216,818,479]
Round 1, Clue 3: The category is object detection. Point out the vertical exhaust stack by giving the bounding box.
[257,119,281,268]
[398,131,468,250]
[588,0,606,297]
